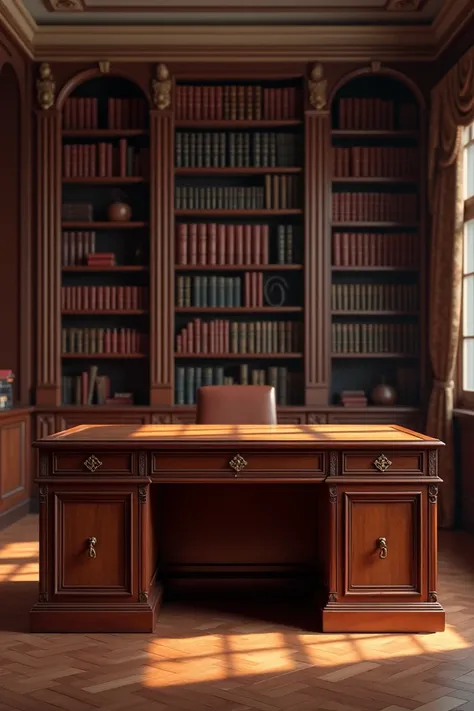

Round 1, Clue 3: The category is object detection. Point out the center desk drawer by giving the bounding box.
[342,450,425,476]
[52,451,136,475]
[152,451,325,478]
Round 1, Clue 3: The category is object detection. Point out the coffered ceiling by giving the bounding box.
[0,0,472,62]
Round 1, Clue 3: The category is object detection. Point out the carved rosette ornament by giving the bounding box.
[36,63,56,111]
[308,63,327,113]
[328,592,338,603]
[152,64,172,111]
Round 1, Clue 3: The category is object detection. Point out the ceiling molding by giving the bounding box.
[32,23,436,62]
[0,0,470,63]
[385,0,425,10]
[0,0,35,57]
[45,0,84,10]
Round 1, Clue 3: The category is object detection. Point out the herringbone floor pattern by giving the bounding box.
[1,516,474,711]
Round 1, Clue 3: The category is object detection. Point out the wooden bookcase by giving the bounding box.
[34,63,426,431]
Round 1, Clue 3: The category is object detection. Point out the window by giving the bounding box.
[461,123,474,404]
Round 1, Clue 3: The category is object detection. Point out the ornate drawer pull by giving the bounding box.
[377,536,388,559]
[373,454,392,472]
[229,454,247,473]
[84,455,102,472]
[88,537,97,559]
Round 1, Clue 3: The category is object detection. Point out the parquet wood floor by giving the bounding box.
[1,516,474,711]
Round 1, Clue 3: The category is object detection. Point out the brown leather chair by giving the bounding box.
[196,385,277,425]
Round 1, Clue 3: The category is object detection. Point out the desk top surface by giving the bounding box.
[36,424,442,448]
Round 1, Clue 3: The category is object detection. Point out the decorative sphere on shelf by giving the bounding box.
[370,378,397,406]
[108,201,131,222]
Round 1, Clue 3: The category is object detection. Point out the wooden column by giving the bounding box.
[150,65,174,405]
[36,74,61,406]
[304,64,331,406]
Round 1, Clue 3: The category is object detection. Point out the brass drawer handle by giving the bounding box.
[377,537,388,559]
[88,537,97,559]
[229,454,247,473]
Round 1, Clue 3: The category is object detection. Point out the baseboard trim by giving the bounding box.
[0,499,31,531]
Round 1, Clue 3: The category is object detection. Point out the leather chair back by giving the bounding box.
[196,385,277,425]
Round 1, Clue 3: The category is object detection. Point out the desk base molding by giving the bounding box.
[30,582,163,634]
[322,603,445,633]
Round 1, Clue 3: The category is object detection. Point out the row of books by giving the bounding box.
[175,365,291,405]
[175,176,299,211]
[62,142,147,179]
[176,273,266,308]
[176,319,300,355]
[332,232,419,268]
[175,132,298,168]
[175,85,299,121]
[62,328,146,355]
[62,203,94,221]
[175,223,297,266]
[336,98,418,131]
[332,146,419,179]
[62,231,97,266]
[331,283,418,312]
[332,193,418,223]
[61,286,148,312]
[63,97,148,131]
[331,322,418,354]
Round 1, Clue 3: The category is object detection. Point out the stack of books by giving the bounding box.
[340,390,368,407]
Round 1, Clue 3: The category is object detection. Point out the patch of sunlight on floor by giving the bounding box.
[143,626,470,688]
[0,540,39,582]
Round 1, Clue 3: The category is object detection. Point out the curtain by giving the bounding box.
[427,45,474,528]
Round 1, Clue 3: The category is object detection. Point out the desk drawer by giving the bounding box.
[152,451,324,479]
[342,451,425,476]
[52,451,137,475]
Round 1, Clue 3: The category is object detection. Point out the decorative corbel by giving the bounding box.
[36,63,56,111]
[98,60,111,74]
[308,63,327,113]
[152,64,172,111]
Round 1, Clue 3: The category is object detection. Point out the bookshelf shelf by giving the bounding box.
[332,266,418,272]
[62,129,148,138]
[62,353,147,359]
[62,310,147,316]
[331,222,419,228]
[175,167,302,176]
[175,120,303,129]
[175,307,303,314]
[332,130,419,138]
[175,265,303,272]
[62,221,148,229]
[62,266,147,272]
[332,311,419,316]
[175,353,303,359]
[175,210,303,217]
[62,177,146,185]
[331,353,418,358]
[332,177,418,185]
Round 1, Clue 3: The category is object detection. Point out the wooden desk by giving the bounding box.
[30,424,445,634]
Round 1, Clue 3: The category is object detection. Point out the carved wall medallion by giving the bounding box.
[373,454,392,472]
[36,63,55,111]
[152,63,172,111]
[428,450,437,477]
[308,63,327,113]
[84,455,102,472]
[138,451,147,476]
[429,484,438,504]
[229,454,247,473]
[329,486,337,504]
[138,486,147,504]
[39,486,48,504]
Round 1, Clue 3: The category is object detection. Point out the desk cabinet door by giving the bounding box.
[51,488,137,600]
[342,489,424,599]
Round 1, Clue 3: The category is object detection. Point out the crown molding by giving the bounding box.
[0,0,35,58]
[32,23,436,62]
[0,0,470,63]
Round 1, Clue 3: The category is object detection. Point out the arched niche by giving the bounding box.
[57,71,150,128]
[0,62,21,400]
